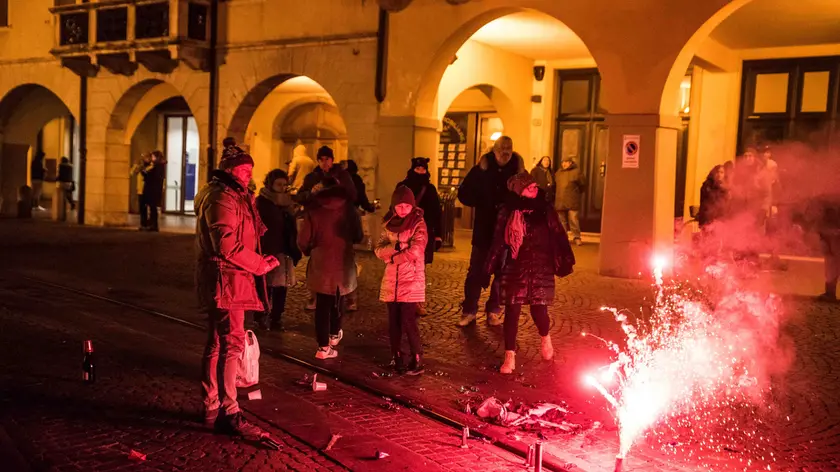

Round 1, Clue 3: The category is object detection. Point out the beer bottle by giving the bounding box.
[83,340,95,383]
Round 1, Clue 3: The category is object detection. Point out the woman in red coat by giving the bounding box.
[484,173,575,374]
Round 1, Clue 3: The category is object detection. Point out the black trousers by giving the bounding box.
[315,291,343,347]
[503,304,550,351]
[140,196,158,230]
[387,302,422,357]
[138,195,147,227]
[255,286,288,326]
[463,245,502,315]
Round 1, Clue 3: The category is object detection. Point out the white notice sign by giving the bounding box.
[622,135,640,169]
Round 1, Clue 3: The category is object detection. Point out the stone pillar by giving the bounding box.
[376,115,414,204]
[598,114,680,278]
[84,137,131,226]
[0,142,30,216]
[52,184,67,222]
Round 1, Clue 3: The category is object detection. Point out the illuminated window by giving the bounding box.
[800,71,830,113]
[753,73,789,114]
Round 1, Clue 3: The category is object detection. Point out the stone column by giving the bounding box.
[376,115,414,204]
[599,114,680,278]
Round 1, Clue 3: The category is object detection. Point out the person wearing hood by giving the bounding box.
[530,156,556,203]
[554,157,586,246]
[297,146,357,204]
[255,169,302,331]
[456,136,525,327]
[297,176,364,359]
[375,185,428,375]
[288,144,316,191]
[484,173,575,374]
[194,145,279,438]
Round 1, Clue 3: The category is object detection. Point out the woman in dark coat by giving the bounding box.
[398,157,442,264]
[255,169,302,331]
[530,156,555,204]
[484,173,575,374]
[698,165,728,229]
[141,150,166,231]
[298,177,364,359]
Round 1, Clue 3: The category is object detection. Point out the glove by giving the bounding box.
[434,237,443,251]
[256,255,280,276]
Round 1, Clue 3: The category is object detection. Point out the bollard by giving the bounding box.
[525,444,535,467]
[534,442,543,472]
[614,457,624,472]
[460,426,469,448]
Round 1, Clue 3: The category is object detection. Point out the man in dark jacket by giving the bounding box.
[195,145,279,437]
[456,136,525,327]
[30,151,46,210]
[297,146,357,204]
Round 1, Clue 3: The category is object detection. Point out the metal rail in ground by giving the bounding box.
[17,274,571,472]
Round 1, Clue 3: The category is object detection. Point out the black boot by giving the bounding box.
[216,412,265,439]
[406,354,425,376]
[269,313,284,331]
[393,353,406,374]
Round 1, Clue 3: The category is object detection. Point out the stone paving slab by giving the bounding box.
[0,219,838,471]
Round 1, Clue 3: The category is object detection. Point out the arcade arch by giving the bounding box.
[0,84,75,215]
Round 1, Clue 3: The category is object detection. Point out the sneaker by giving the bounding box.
[487,311,503,326]
[574,238,583,246]
[329,329,344,347]
[217,412,264,438]
[456,313,477,327]
[406,355,425,376]
[541,335,554,360]
[203,408,219,429]
[500,350,516,374]
[305,298,316,311]
[315,346,338,359]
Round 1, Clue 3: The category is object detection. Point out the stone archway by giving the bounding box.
[0,84,75,215]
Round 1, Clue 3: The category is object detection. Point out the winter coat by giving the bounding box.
[530,165,556,204]
[297,185,364,296]
[194,170,267,312]
[298,164,358,205]
[374,209,428,303]
[30,158,46,181]
[457,151,525,248]
[288,145,316,190]
[484,192,575,306]
[346,160,376,213]
[57,163,74,183]
[142,163,166,206]
[554,161,585,211]
[399,171,442,264]
[256,193,302,287]
[698,179,728,227]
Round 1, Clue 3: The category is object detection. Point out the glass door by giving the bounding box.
[164,115,200,214]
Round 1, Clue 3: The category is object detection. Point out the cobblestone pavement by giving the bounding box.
[0,274,528,472]
[0,219,838,471]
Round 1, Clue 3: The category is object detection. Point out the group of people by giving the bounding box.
[130,151,166,232]
[528,154,587,246]
[194,135,577,436]
[29,151,76,212]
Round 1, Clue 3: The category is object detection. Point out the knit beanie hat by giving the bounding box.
[410,157,430,171]
[391,184,416,208]
[507,172,536,196]
[317,146,335,160]
[219,145,254,170]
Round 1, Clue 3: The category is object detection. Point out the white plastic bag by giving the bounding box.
[236,330,260,388]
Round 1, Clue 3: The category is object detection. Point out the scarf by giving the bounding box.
[259,187,294,208]
[384,208,424,233]
[504,195,545,260]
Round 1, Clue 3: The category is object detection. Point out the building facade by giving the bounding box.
[0,0,837,278]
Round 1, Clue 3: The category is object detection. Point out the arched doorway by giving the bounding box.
[0,84,75,216]
[661,0,840,221]
[107,79,203,217]
[229,75,348,188]
[413,10,606,232]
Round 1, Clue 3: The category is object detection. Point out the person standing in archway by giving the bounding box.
[555,157,586,246]
[30,151,46,211]
[141,150,166,232]
[130,153,152,229]
[398,157,442,316]
[530,156,556,204]
[288,144,316,192]
[456,136,525,327]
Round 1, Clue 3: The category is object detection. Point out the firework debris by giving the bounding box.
[127,450,146,461]
[374,450,390,459]
[465,397,586,434]
[324,434,342,451]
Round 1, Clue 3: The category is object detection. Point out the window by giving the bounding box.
[0,1,8,28]
[753,73,789,114]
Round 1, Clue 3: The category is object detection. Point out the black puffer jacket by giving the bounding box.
[484,191,575,306]
[457,151,525,248]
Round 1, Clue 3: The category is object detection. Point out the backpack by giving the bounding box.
[236,330,260,388]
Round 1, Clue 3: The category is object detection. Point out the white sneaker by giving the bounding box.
[487,311,504,326]
[315,347,338,359]
[305,298,316,311]
[456,313,477,327]
[500,350,516,374]
[541,335,554,360]
[329,329,344,347]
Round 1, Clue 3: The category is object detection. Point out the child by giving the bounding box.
[375,185,428,375]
